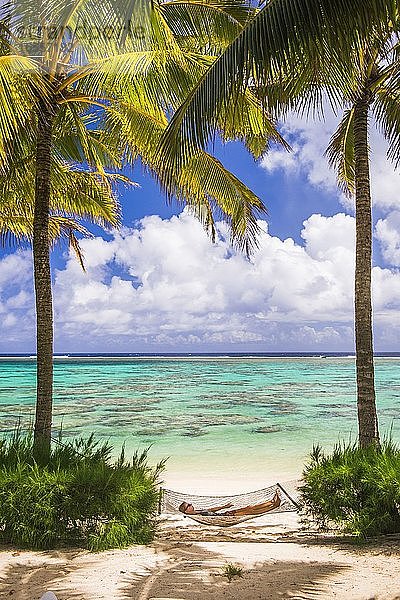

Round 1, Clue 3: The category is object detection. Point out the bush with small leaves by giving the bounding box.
[300,440,400,538]
[0,430,165,550]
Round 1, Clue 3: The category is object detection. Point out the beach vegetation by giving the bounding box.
[222,563,244,582]
[300,440,400,537]
[0,431,164,550]
[0,0,284,460]
[160,0,399,448]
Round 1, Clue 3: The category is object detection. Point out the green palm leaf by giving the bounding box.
[0,55,43,160]
[159,0,394,168]
[374,86,400,167]
[177,152,265,254]
[157,0,251,52]
[0,152,122,241]
[325,108,355,195]
[103,102,266,253]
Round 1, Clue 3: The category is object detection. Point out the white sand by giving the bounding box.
[160,460,304,496]
[1,511,399,600]
[162,469,302,496]
[128,442,308,497]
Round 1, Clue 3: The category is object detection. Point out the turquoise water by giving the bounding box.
[0,357,399,488]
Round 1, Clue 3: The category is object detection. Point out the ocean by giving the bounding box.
[0,355,399,491]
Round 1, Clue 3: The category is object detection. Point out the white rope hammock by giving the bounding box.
[159,481,300,527]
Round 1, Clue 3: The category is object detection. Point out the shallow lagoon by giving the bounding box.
[0,357,398,490]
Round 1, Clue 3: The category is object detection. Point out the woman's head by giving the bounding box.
[179,501,194,514]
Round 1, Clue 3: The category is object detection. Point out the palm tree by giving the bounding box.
[159,0,394,158]
[1,0,285,458]
[323,27,400,446]
[160,0,399,448]
[0,136,123,457]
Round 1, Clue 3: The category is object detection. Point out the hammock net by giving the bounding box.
[160,480,300,527]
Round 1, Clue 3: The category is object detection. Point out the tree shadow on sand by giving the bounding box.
[158,519,400,558]
[0,550,91,600]
[275,532,400,558]
[123,543,348,600]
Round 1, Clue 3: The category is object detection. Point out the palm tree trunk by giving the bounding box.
[33,99,54,461]
[353,95,380,448]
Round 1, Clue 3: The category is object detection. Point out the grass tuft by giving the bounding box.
[222,563,244,582]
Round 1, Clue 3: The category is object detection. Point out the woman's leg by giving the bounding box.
[225,493,281,516]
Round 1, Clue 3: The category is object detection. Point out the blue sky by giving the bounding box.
[1,108,400,353]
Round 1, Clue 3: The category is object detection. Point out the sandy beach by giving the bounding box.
[1,355,399,600]
[1,510,399,600]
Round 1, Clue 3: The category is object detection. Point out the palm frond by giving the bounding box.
[0,201,89,246]
[176,151,266,255]
[60,49,199,110]
[325,108,355,196]
[158,0,393,171]
[216,87,290,157]
[54,103,122,172]
[0,150,122,237]
[50,166,123,228]
[158,1,250,52]
[374,87,400,168]
[103,101,266,254]
[0,55,43,160]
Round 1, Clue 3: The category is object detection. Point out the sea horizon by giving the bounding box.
[1,351,400,359]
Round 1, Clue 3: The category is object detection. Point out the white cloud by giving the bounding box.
[369,141,400,210]
[2,313,17,328]
[1,211,400,351]
[373,267,400,316]
[51,211,400,350]
[0,252,34,348]
[375,211,400,266]
[261,109,400,212]
[0,250,32,288]
[301,212,355,259]
[261,111,340,194]
[261,145,298,173]
[291,325,350,345]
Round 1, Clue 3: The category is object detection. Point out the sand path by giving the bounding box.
[0,516,399,600]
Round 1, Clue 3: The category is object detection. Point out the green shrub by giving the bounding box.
[0,431,165,550]
[300,440,400,538]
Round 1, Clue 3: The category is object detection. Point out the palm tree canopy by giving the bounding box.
[0,134,124,266]
[0,0,289,254]
[159,0,397,168]
[323,24,400,192]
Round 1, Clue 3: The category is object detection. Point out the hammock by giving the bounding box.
[159,481,300,527]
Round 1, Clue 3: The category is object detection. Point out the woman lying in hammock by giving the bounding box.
[179,490,281,517]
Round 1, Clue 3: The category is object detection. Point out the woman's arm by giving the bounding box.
[208,502,234,513]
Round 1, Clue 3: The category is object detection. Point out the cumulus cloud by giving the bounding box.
[51,211,400,350]
[0,250,32,289]
[261,111,342,197]
[261,108,400,212]
[375,211,400,266]
[0,250,35,348]
[1,211,399,352]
